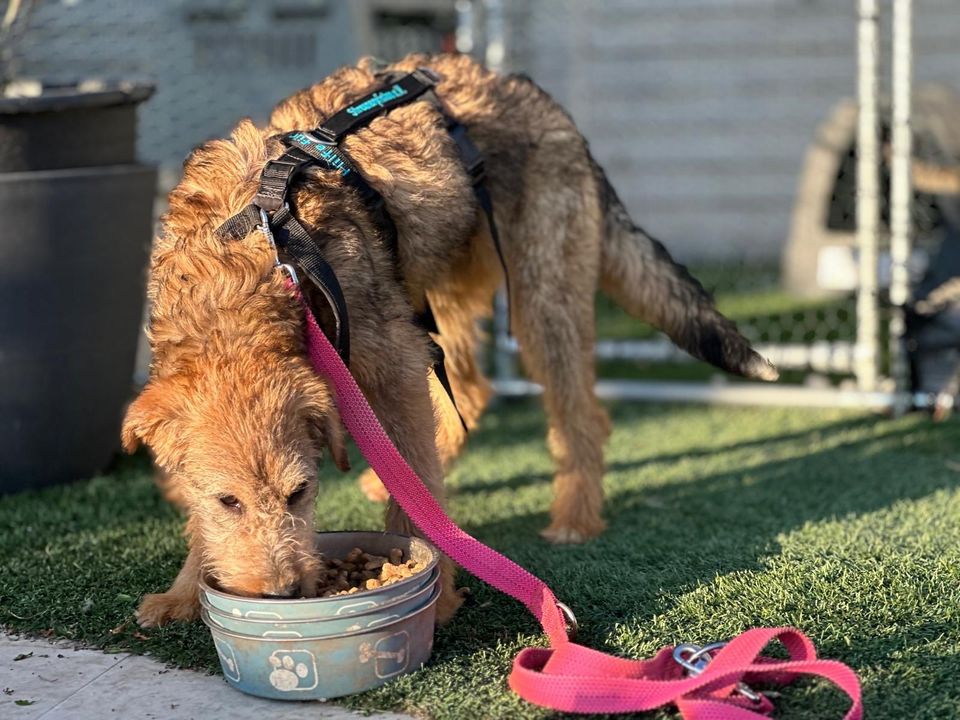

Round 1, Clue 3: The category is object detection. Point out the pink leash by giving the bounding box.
[293,284,863,718]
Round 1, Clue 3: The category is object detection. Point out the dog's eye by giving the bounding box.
[287,482,310,506]
[218,495,242,512]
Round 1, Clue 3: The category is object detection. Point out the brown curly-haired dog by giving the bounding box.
[122,53,776,628]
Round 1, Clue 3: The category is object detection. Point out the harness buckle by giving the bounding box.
[414,66,442,85]
[673,642,763,704]
[309,127,337,145]
[255,157,305,211]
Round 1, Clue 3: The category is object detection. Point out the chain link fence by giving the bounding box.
[9,0,456,174]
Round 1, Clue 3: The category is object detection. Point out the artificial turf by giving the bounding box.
[2,399,959,718]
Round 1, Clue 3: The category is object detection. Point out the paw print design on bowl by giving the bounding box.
[267,650,318,691]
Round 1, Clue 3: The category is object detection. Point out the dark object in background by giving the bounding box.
[0,82,155,493]
[906,199,960,413]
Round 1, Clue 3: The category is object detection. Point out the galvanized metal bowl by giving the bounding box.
[202,583,440,700]
[200,570,439,637]
[200,531,440,621]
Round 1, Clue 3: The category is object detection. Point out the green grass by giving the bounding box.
[2,402,960,719]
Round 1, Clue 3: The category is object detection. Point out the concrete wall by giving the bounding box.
[506,0,960,263]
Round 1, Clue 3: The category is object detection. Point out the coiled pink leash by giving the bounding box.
[292,281,863,718]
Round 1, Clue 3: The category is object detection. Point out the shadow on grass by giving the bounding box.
[418,409,960,718]
[453,411,881,496]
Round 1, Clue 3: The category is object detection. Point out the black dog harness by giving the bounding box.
[215,68,506,425]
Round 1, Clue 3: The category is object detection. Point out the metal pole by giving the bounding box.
[856,0,882,391]
[483,0,505,70]
[889,0,914,413]
[482,0,514,382]
[454,0,475,54]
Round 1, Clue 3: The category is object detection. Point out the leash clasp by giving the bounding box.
[673,642,762,704]
[278,263,299,286]
[257,206,299,286]
[257,207,280,265]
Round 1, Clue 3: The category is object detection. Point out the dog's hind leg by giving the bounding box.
[507,170,612,544]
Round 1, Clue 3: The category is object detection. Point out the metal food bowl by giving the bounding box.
[203,584,440,700]
[199,531,441,700]
[200,570,439,637]
[200,531,440,621]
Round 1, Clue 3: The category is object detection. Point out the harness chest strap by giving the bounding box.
[289,283,864,718]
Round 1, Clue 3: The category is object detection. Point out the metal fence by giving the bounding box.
[11,0,457,173]
[463,0,960,411]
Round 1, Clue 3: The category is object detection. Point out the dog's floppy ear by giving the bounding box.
[121,377,183,454]
[303,381,350,472]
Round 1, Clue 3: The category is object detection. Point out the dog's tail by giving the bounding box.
[595,160,778,381]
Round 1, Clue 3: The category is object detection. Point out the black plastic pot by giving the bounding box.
[0,82,156,493]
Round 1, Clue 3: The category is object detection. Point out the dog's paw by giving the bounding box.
[540,519,606,545]
[136,592,199,628]
[358,468,390,503]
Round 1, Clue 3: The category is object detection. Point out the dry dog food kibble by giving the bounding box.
[315,547,426,597]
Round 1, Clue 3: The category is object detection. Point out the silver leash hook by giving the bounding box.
[257,206,299,286]
[278,263,300,286]
[673,642,763,704]
[257,207,281,267]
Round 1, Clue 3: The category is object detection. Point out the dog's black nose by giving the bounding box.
[262,591,296,600]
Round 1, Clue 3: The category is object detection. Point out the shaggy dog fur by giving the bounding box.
[122,53,776,628]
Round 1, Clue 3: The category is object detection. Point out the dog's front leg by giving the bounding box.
[382,420,464,625]
[356,344,464,624]
[386,501,464,625]
[136,542,202,627]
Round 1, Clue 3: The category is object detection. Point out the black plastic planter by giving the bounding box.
[0,83,156,493]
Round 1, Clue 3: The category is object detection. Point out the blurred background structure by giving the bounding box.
[472,0,960,411]
[9,0,458,181]
[7,0,960,411]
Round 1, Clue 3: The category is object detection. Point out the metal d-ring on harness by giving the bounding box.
[215,68,508,428]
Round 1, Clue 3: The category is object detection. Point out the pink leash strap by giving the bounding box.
[294,286,863,719]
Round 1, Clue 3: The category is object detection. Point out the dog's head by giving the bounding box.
[122,355,349,598]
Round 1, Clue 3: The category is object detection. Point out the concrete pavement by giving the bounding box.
[1,634,414,720]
